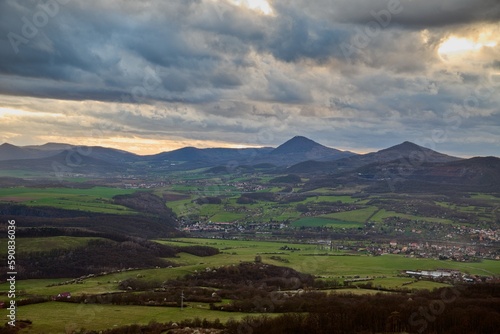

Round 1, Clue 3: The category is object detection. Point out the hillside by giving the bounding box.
[287,141,460,174]
[266,136,356,165]
[0,151,128,174]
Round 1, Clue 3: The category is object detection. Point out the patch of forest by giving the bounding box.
[178,262,314,290]
[11,240,220,279]
[14,238,177,279]
[0,228,219,279]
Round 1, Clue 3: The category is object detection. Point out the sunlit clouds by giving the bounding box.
[228,0,274,15]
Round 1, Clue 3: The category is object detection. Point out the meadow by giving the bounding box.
[5,237,498,300]
[290,217,363,228]
[0,187,138,214]
[1,177,499,332]
[0,302,269,333]
[1,236,499,332]
[163,174,499,229]
[0,236,105,255]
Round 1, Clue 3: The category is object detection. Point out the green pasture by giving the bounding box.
[0,236,104,255]
[158,238,500,278]
[435,201,496,222]
[0,237,498,333]
[291,217,363,228]
[408,280,453,290]
[302,195,359,204]
[169,184,199,192]
[370,209,454,224]
[4,237,499,297]
[0,187,138,214]
[168,196,303,222]
[0,302,270,333]
[470,193,500,200]
[327,288,393,295]
[198,204,246,222]
[166,198,195,216]
[302,188,335,194]
[320,206,379,223]
[12,278,122,297]
[4,237,499,300]
[0,170,90,181]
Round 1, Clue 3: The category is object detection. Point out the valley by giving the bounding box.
[0,137,499,333]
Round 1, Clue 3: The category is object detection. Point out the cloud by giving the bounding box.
[0,0,498,156]
[299,0,500,28]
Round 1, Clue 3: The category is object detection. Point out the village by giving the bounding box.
[178,218,500,263]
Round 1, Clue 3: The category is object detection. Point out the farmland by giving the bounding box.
[1,236,499,332]
[0,164,499,333]
[0,302,268,333]
[3,237,499,295]
[0,187,138,214]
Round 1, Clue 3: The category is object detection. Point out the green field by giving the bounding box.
[302,195,360,204]
[320,206,379,223]
[370,209,454,224]
[0,187,138,214]
[0,236,104,255]
[4,237,499,299]
[156,238,500,278]
[198,204,246,222]
[0,302,270,333]
[1,237,499,333]
[291,217,363,228]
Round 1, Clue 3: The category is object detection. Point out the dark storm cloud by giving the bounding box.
[0,0,240,103]
[296,0,500,28]
[260,4,350,63]
[0,0,498,156]
[0,0,434,103]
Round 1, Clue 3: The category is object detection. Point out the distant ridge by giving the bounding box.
[1,138,494,179]
[0,143,59,161]
[24,142,73,151]
[287,141,460,173]
[0,151,128,174]
[374,141,459,163]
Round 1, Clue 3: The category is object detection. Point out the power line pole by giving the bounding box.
[181,290,184,310]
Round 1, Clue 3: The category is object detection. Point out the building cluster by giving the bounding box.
[180,220,288,233]
[403,269,489,283]
[123,181,167,189]
[367,240,500,261]
[233,181,267,192]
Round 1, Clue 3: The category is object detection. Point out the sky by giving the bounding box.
[0,0,499,156]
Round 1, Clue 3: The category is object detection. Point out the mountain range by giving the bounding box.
[0,136,499,191]
[0,136,355,168]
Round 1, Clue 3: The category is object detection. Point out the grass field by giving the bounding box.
[4,238,498,299]
[0,170,46,178]
[0,187,138,214]
[0,302,270,333]
[198,204,246,222]
[157,238,500,278]
[164,184,499,227]
[370,209,454,224]
[302,195,360,204]
[319,206,379,223]
[0,236,104,255]
[1,237,499,332]
[291,217,363,228]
